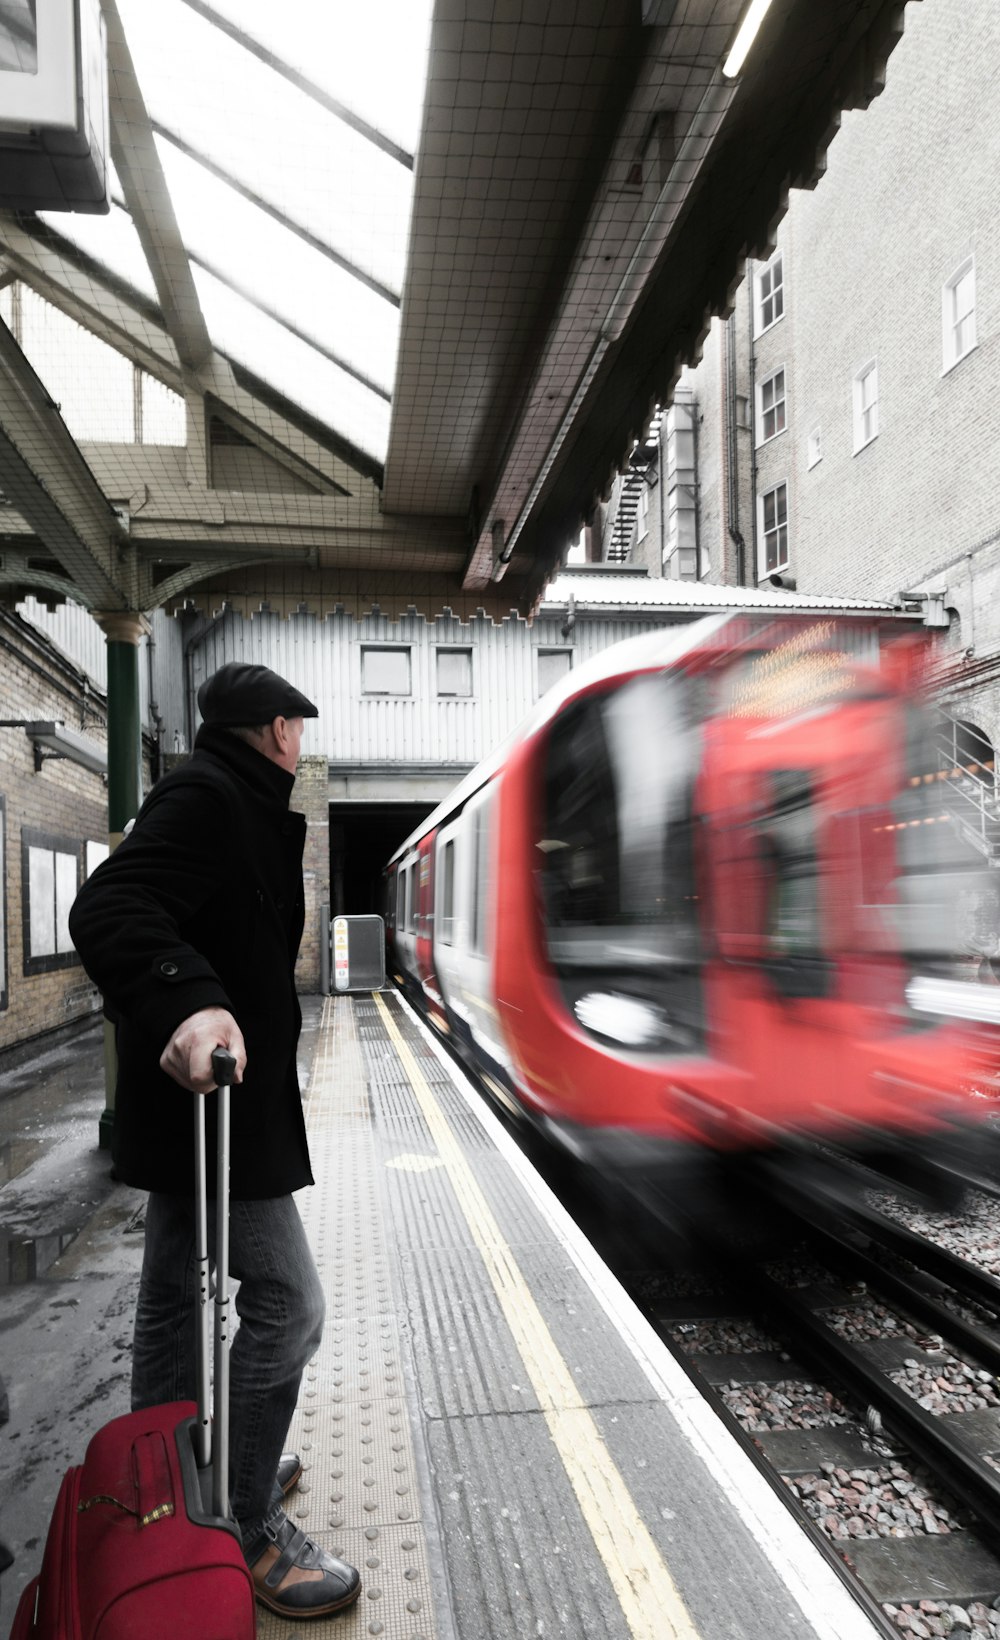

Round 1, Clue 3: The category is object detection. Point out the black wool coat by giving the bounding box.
[69,725,314,1200]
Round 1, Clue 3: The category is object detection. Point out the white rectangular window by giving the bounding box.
[757,367,786,443]
[756,254,784,333]
[852,361,879,452]
[942,259,976,371]
[85,839,109,877]
[806,426,822,469]
[436,648,473,697]
[23,832,78,973]
[636,484,650,540]
[361,646,410,696]
[759,481,789,576]
[536,649,573,699]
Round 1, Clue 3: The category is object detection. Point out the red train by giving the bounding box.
[385,615,1000,1217]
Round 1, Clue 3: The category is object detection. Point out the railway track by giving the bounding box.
[615,1163,1000,1639]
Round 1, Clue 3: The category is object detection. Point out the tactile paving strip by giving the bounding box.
[273,996,438,1640]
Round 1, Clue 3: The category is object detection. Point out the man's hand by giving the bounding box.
[160,1008,247,1093]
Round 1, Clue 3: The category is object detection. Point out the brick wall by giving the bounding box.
[0,614,109,1052]
[293,754,329,995]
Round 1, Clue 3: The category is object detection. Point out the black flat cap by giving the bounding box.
[198,662,319,728]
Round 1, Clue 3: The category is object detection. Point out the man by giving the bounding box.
[70,662,360,1621]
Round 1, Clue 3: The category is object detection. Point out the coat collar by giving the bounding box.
[194,724,297,812]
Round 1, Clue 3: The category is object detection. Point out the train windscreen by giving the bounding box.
[537,673,704,1053]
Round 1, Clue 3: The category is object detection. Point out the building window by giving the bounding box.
[536,649,573,699]
[361,646,411,696]
[759,481,789,576]
[943,259,976,371]
[436,648,473,697]
[0,797,6,1011]
[806,426,822,470]
[85,839,109,877]
[636,484,650,540]
[22,830,79,976]
[756,254,784,334]
[757,367,786,443]
[852,361,878,452]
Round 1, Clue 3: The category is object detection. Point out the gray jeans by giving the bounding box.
[131,1191,325,1561]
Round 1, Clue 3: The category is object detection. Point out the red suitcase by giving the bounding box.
[10,1053,255,1639]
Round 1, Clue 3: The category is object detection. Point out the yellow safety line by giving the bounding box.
[372,991,700,1640]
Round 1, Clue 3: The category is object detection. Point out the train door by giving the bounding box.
[416,831,446,1026]
[702,690,894,1139]
[433,818,464,1037]
[461,783,510,1075]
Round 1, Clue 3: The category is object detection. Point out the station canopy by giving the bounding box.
[0,0,911,623]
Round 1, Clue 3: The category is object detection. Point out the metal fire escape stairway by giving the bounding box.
[932,712,1000,861]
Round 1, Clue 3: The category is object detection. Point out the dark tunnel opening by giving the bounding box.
[328,802,436,917]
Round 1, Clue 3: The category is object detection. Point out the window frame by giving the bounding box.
[360,643,412,698]
[434,645,474,699]
[756,365,787,445]
[21,828,80,976]
[756,253,784,335]
[758,479,789,578]
[942,257,976,374]
[806,425,822,470]
[535,647,574,700]
[852,359,879,453]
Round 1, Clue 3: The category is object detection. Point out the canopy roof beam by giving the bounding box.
[149,123,402,308]
[103,0,213,377]
[0,322,131,609]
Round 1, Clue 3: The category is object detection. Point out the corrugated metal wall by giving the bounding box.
[173,608,670,767]
[17,599,888,774]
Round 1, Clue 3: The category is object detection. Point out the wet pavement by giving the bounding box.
[0,999,324,1622]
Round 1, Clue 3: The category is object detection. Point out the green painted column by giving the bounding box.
[95,611,150,1150]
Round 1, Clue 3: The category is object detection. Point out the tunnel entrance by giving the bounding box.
[329,802,435,917]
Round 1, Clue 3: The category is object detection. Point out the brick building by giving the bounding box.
[605,0,1000,776]
[0,611,110,1050]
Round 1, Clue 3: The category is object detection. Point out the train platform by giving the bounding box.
[0,990,884,1640]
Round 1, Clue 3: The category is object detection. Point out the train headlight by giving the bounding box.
[573,992,665,1047]
[906,976,1000,1025]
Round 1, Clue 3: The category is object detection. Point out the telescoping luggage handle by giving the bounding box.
[193,1046,237,1520]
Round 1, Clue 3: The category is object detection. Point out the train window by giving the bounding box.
[755,770,828,995]
[407,864,418,934]
[470,798,493,956]
[439,839,455,945]
[539,675,704,1053]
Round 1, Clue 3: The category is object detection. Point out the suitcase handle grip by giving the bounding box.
[211,1047,237,1088]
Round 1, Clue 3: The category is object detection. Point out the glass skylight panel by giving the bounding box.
[141,374,186,445]
[36,198,158,302]
[156,140,398,396]
[202,0,433,154]
[192,266,390,462]
[117,0,412,297]
[19,286,135,442]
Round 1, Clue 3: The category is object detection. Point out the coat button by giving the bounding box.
[160,960,179,976]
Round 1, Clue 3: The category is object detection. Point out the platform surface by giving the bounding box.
[0,993,884,1638]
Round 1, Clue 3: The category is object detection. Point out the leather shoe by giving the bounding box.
[276,1451,302,1496]
[251,1513,361,1618]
